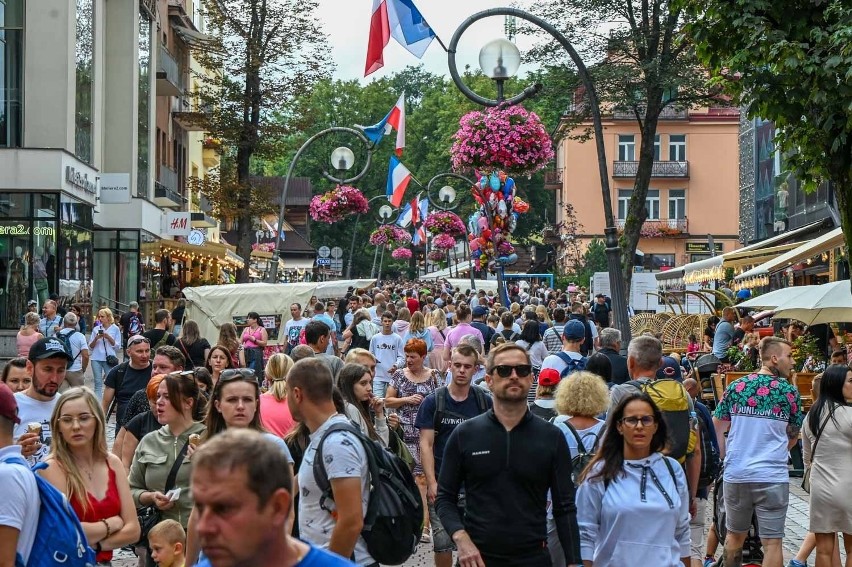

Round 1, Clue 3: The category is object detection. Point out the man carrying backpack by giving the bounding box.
[610,336,702,520]
[119,301,144,352]
[539,319,589,379]
[56,312,89,391]
[416,344,493,567]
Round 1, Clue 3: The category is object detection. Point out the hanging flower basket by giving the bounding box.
[369,225,411,247]
[451,104,554,175]
[423,211,466,237]
[427,250,446,262]
[432,233,457,250]
[309,185,369,223]
[391,247,413,260]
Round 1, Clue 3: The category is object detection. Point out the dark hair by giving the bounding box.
[337,363,378,440]
[579,393,668,486]
[552,307,566,323]
[455,304,471,321]
[808,364,851,435]
[2,357,28,383]
[155,345,185,370]
[585,352,612,383]
[204,373,264,439]
[304,320,330,345]
[520,319,541,344]
[164,372,207,421]
[205,345,234,373]
[500,312,514,328]
[193,367,213,392]
[288,358,333,403]
[247,311,260,321]
[155,309,170,324]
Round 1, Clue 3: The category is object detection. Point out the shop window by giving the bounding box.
[0,0,24,148]
[0,192,30,218]
[653,134,660,161]
[644,253,676,271]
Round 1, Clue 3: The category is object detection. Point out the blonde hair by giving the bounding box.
[98,308,115,326]
[535,305,551,326]
[428,308,447,331]
[396,307,411,322]
[264,353,294,402]
[409,311,426,334]
[555,371,610,417]
[345,348,375,364]
[23,312,40,330]
[148,519,186,546]
[48,387,108,513]
[510,302,521,316]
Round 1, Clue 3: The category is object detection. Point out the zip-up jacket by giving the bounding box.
[436,409,581,564]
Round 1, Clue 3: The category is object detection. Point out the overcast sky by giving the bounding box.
[315,0,541,82]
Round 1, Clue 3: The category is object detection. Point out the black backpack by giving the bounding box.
[56,329,82,364]
[433,385,489,436]
[553,419,600,485]
[695,402,722,489]
[313,422,423,565]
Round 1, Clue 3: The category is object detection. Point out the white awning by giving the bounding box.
[735,227,844,282]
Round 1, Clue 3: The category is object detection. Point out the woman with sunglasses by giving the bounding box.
[129,373,207,565]
[204,344,233,387]
[40,387,140,565]
[576,392,691,567]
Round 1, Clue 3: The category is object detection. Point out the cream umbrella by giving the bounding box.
[737,285,818,310]
[772,280,852,325]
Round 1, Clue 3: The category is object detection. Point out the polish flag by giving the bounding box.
[365,0,436,76]
[386,155,412,208]
[359,94,405,156]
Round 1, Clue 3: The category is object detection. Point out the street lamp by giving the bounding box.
[424,172,476,292]
[268,127,374,283]
[373,205,400,281]
[479,38,521,102]
[447,7,632,350]
[348,194,393,279]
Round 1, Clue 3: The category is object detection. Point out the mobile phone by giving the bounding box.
[98,329,104,334]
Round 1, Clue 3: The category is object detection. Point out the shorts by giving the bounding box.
[690,497,707,559]
[428,500,455,553]
[723,481,788,539]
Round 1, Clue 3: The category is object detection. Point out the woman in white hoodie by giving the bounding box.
[576,392,691,567]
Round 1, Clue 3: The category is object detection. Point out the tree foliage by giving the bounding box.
[681,0,852,288]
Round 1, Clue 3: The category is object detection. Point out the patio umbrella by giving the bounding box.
[737,285,817,310]
[772,280,852,325]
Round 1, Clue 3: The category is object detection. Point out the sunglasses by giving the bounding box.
[219,368,257,382]
[491,364,533,378]
[127,336,150,346]
[169,370,198,378]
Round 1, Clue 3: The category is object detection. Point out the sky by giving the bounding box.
[315,0,541,83]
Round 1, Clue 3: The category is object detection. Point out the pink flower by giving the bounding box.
[735,381,746,392]
[786,392,796,403]
[756,386,770,396]
[747,397,757,407]
[770,380,779,388]
[309,185,369,223]
[391,247,412,260]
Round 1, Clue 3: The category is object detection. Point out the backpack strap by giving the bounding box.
[177,339,195,369]
[58,329,82,363]
[433,386,449,436]
[313,421,379,514]
[106,362,129,419]
[555,351,580,377]
[562,420,588,454]
[471,385,488,414]
[662,456,679,488]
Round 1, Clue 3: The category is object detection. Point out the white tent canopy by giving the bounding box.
[314,279,377,299]
[737,285,818,310]
[773,280,852,325]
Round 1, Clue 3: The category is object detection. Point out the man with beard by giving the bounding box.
[436,343,581,567]
[13,337,72,463]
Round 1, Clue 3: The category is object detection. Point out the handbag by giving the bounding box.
[136,440,190,545]
[102,334,119,366]
[802,412,831,494]
[387,425,415,471]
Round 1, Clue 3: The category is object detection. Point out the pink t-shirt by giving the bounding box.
[259,393,295,438]
[16,332,42,358]
[444,322,484,350]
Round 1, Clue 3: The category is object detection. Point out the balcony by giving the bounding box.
[543,167,563,190]
[168,0,197,31]
[616,218,689,237]
[191,211,218,228]
[154,166,184,208]
[612,105,689,120]
[156,45,184,97]
[202,146,220,168]
[172,96,209,131]
[613,160,689,178]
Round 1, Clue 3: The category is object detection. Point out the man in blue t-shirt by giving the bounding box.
[191,429,355,567]
[712,307,737,360]
[416,344,492,565]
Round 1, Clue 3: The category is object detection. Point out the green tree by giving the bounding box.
[681,0,852,288]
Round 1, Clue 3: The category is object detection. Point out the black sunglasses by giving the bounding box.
[491,364,533,378]
[219,368,257,382]
[127,336,150,346]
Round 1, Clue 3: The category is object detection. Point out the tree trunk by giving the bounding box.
[831,176,852,295]
[234,143,253,283]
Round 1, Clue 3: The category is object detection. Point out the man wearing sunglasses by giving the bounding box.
[102,334,152,427]
[436,343,581,567]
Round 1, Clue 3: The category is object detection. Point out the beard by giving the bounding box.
[493,381,529,403]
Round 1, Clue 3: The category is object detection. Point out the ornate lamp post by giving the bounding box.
[348,194,393,279]
[447,7,632,349]
[268,127,374,283]
[424,172,476,291]
[373,204,402,281]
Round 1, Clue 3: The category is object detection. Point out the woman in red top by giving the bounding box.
[40,387,140,564]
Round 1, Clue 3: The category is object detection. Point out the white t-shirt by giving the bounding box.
[298,414,374,566]
[283,318,309,350]
[89,324,122,362]
[57,329,89,372]
[13,392,59,464]
[0,445,40,563]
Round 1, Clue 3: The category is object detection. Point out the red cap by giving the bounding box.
[538,368,561,388]
[0,382,20,424]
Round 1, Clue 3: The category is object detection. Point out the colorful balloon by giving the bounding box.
[489,173,501,191]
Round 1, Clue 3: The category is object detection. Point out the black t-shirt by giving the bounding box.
[106,363,153,427]
[732,327,746,346]
[471,321,495,353]
[143,328,176,349]
[119,311,133,341]
[125,410,161,441]
[177,338,211,368]
[171,306,186,325]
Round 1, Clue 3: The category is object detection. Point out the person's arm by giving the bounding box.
[120,431,140,471]
[99,455,140,550]
[672,461,692,567]
[185,507,200,567]
[419,428,438,503]
[576,477,602,567]
[712,417,731,461]
[0,526,21,567]
[112,427,125,459]
[102,387,116,417]
[435,428,467,545]
[685,429,701,512]
[550,435,582,565]
[802,420,813,466]
[787,386,804,450]
[80,346,90,373]
[384,385,407,409]
[327,477,365,558]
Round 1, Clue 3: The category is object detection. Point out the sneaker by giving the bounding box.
[787,560,807,567]
[703,559,716,567]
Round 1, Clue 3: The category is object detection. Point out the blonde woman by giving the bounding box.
[217,322,242,367]
[89,308,122,399]
[402,311,434,353]
[259,353,296,438]
[426,308,448,372]
[16,312,43,357]
[535,305,552,328]
[40,387,140,564]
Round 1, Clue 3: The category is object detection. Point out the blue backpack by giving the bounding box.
[1,455,96,567]
[556,351,588,378]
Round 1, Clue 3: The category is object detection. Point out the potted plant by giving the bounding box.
[423,211,466,238]
[309,185,370,223]
[391,247,412,260]
[723,345,751,385]
[369,225,411,248]
[432,233,456,250]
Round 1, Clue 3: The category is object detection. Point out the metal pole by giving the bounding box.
[346,213,361,279]
[370,244,379,278]
[465,237,475,290]
[378,246,385,281]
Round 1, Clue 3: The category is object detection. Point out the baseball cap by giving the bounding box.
[656,356,683,381]
[538,368,561,388]
[0,382,20,424]
[472,305,488,317]
[563,319,586,340]
[27,299,37,306]
[28,337,73,363]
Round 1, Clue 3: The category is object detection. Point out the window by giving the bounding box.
[646,190,660,220]
[0,0,24,147]
[653,134,660,161]
[138,12,151,198]
[618,135,635,161]
[668,189,686,220]
[618,189,632,220]
[644,254,676,271]
[669,134,686,161]
[75,0,94,163]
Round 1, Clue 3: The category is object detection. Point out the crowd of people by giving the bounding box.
[0,278,849,567]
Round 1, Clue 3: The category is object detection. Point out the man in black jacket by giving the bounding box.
[598,327,630,384]
[436,343,581,567]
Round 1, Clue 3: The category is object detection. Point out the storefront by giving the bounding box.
[93,229,149,313]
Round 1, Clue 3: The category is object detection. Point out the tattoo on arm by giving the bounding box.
[786,423,801,440]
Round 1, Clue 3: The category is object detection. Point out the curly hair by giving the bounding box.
[555,371,610,418]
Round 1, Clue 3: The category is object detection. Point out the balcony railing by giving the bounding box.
[543,168,563,189]
[612,105,689,120]
[154,166,183,208]
[613,160,689,178]
[156,45,184,96]
[616,218,688,237]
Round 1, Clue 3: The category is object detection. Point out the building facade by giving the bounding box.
[550,105,742,273]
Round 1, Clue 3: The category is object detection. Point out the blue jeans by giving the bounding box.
[373,380,389,398]
[90,359,110,399]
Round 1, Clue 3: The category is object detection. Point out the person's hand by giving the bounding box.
[455,532,485,567]
[408,394,423,406]
[107,515,125,534]
[426,481,438,504]
[152,492,176,511]
[186,443,197,460]
[370,396,385,415]
[387,413,400,429]
[689,498,697,519]
[17,432,40,458]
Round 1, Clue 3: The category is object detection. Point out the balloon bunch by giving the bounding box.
[467,170,527,272]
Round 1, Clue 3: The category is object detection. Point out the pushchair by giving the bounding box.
[694,353,722,409]
[710,472,764,566]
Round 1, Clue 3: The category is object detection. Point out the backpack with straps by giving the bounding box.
[555,351,588,378]
[153,330,170,349]
[55,329,81,364]
[628,378,695,463]
[695,403,722,489]
[433,385,489,436]
[313,422,423,565]
[1,455,96,567]
[553,419,600,485]
[127,312,144,336]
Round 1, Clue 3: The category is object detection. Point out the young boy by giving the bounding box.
[148,519,186,567]
[368,312,404,398]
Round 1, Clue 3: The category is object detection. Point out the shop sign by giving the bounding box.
[0,223,55,236]
[685,242,723,253]
[65,166,97,195]
[187,229,206,245]
[99,173,131,204]
[164,212,191,236]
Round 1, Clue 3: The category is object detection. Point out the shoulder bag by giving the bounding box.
[802,411,831,493]
[136,440,190,545]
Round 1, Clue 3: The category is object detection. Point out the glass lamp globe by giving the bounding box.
[438,185,457,204]
[378,204,393,220]
[479,38,521,80]
[330,147,355,171]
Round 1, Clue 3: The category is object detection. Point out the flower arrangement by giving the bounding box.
[432,233,457,250]
[391,247,412,260]
[451,105,554,175]
[427,250,446,262]
[423,211,466,237]
[791,334,826,372]
[639,223,664,238]
[251,242,275,253]
[202,137,222,150]
[369,225,411,247]
[309,185,369,223]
